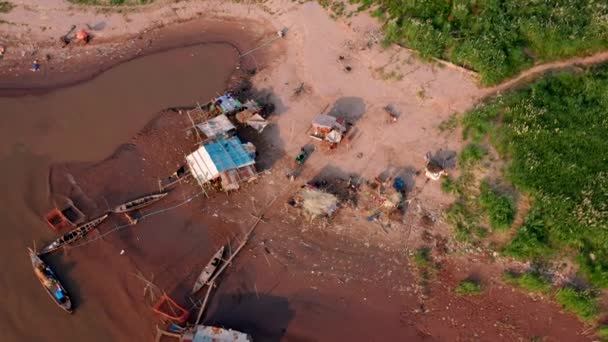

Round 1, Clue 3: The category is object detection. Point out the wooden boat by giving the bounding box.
[191,246,225,294]
[112,193,168,213]
[28,248,72,313]
[39,214,109,255]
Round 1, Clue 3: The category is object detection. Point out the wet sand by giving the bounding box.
[0,43,240,341]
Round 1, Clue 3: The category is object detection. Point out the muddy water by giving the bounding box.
[0,44,238,341]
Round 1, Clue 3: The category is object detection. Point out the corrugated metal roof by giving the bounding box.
[192,325,252,342]
[205,136,255,173]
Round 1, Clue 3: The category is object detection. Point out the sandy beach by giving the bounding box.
[0,1,597,341]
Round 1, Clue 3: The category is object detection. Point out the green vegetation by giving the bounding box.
[598,325,608,340]
[455,279,482,295]
[350,0,608,84]
[438,113,459,133]
[458,143,486,168]
[0,1,14,13]
[461,67,608,287]
[479,182,515,231]
[555,287,598,322]
[413,246,432,268]
[503,270,551,294]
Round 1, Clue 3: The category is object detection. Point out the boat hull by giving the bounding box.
[28,248,73,313]
[113,193,168,213]
[192,246,225,294]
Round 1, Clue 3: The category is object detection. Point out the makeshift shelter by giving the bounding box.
[309,114,346,142]
[211,93,242,115]
[186,136,256,190]
[181,325,252,342]
[196,114,236,140]
[425,160,446,180]
[235,100,269,133]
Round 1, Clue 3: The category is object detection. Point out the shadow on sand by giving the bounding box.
[205,292,294,342]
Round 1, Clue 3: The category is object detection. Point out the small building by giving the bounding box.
[196,114,236,140]
[186,136,257,191]
[235,100,269,133]
[309,114,346,143]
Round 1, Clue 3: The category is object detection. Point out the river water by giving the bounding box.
[0,43,238,341]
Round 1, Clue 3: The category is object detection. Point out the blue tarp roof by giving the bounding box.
[215,94,242,114]
[204,136,254,172]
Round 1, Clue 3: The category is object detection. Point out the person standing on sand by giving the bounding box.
[0,46,5,60]
[31,59,40,72]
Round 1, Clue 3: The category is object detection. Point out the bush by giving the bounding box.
[598,325,608,341]
[479,182,516,230]
[413,247,432,268]
[458,144,487,168]
[441,176,457,194]
[456,279,482,295]
[503,270,551,293]
[555,287,598,322]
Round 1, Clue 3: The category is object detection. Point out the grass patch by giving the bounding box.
[458,143,487,168]
[461,67,608,287]
[438,113,459,133]
[555,287,598,323]
[0,1,15,13]
[413,246,432,268]
[350,0,608,84]
[479,182,515,231]
[456,279,482,295]
[503,270,551,294]
[598,325,608,341]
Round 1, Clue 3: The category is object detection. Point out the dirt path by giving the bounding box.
[481,51,608,97]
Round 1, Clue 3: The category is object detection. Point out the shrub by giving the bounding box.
[456,279,482,295]
[503,270,551,293]
[441,176,457,194]
[0,0,15,13]
[458,144,487,168]
[479,182,516,231]
[598,325,608,341]
[413,247,432,268]
[555,287,598,322]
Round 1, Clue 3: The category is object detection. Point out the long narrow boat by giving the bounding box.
[112,193,168,213]
[191,246,225,294]
[28,248,72,313]
[39,214,109,255]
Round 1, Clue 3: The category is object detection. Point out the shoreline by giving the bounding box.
[1,1,598,341]
[0,16,277,95]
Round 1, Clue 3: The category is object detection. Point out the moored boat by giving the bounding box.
[28,248,72,313]
[39,214,109,255]
[192,246,225,294]
[113,193,168,213]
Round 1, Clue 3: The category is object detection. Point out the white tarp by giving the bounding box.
[186,145,219,185]
[196,114,235,139]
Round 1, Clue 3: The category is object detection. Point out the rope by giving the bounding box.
[67,191,206,250]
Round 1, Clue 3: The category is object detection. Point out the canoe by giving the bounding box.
[39,214,109,255]
[113,193,168,213]
[28,248,72,313]
[191,246,225,294]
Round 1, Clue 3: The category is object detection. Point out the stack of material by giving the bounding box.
[301,187,339,218]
